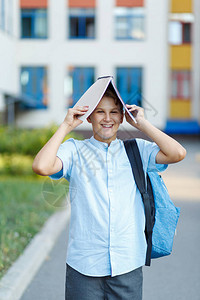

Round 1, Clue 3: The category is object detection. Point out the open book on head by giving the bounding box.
[74,76,137,123]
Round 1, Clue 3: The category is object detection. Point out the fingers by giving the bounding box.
[69,106,89,115]
[73,105,89,110]
[125,104,144,113]
[74,105,89,109]
[126,105,138,114]
[126,104,139,109]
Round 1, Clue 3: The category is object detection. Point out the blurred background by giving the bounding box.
[0,1,200,299]
[0,0,199,135]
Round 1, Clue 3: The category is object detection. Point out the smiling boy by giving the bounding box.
[32,87,186,300]
[87,89,124,144]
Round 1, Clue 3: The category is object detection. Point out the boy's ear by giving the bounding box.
[120,112,124,124]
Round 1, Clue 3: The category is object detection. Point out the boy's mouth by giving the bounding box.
[101,124,113,128]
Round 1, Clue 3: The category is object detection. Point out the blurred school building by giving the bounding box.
[0,0,199,134]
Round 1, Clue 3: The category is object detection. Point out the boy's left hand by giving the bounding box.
[125,104,145,128]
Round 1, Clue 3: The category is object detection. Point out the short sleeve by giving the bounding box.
[135,138,168,173]
[48,138,76,181]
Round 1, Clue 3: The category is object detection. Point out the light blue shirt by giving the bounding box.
[49,136,167,277]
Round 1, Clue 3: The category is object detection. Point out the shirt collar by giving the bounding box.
[89,136,119,151]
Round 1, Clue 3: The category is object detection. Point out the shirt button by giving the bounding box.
[110,189,112,192]
[111,227,114,232]
[111,207,114,212]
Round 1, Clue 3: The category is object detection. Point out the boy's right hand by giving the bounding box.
[62,106,89,129]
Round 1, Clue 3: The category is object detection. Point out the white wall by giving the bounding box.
[5,0,169,130]
[0,0,19,112]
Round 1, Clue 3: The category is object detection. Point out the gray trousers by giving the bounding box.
[65,263,143,300]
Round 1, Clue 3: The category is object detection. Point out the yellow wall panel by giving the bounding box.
[170,99,191,118]
[171,0,193,13]
[170,45,191,69]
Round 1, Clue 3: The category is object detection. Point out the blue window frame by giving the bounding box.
[115,7,145,40]
[20,67,48,109]
[21,9,48,39]
[66,67,95,107]
[0,0,5,31]
[69,8,95,39]
[116,67,143,106]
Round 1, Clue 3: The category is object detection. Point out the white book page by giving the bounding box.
[75,77,112,121]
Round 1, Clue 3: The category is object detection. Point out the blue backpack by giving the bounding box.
[124,139,180,266]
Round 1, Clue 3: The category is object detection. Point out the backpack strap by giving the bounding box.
[123,139,153,266]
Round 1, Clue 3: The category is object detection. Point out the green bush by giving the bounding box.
[0,124,83,176]
[0,124,83,156]
[0,154,33,176]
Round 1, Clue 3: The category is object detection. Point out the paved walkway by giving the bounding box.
[20,138,200,300]
[20,227,68,300]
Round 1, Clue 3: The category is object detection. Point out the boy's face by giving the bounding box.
[87,96,124,145]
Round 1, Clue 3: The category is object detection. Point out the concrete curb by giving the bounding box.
[0,207,70,300]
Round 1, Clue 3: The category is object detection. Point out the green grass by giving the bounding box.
[0,175,68,280]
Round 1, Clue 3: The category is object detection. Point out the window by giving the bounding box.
[69,8,95,39]
[0,0,5,30]
[20,67,48,109]
[116,67,143,105]
[182,23,191,43]
[21,9,48,39]
[171,71,191,99]
[115,7,145,40]
[169,13,193,45]
[65,67,95,107]
[169,21,192,45]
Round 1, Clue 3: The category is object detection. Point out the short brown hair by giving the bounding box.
[102,88,124,114]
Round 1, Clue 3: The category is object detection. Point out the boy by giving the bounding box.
[32,88,186,300]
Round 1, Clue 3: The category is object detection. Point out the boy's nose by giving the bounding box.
[103,113,112,121]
